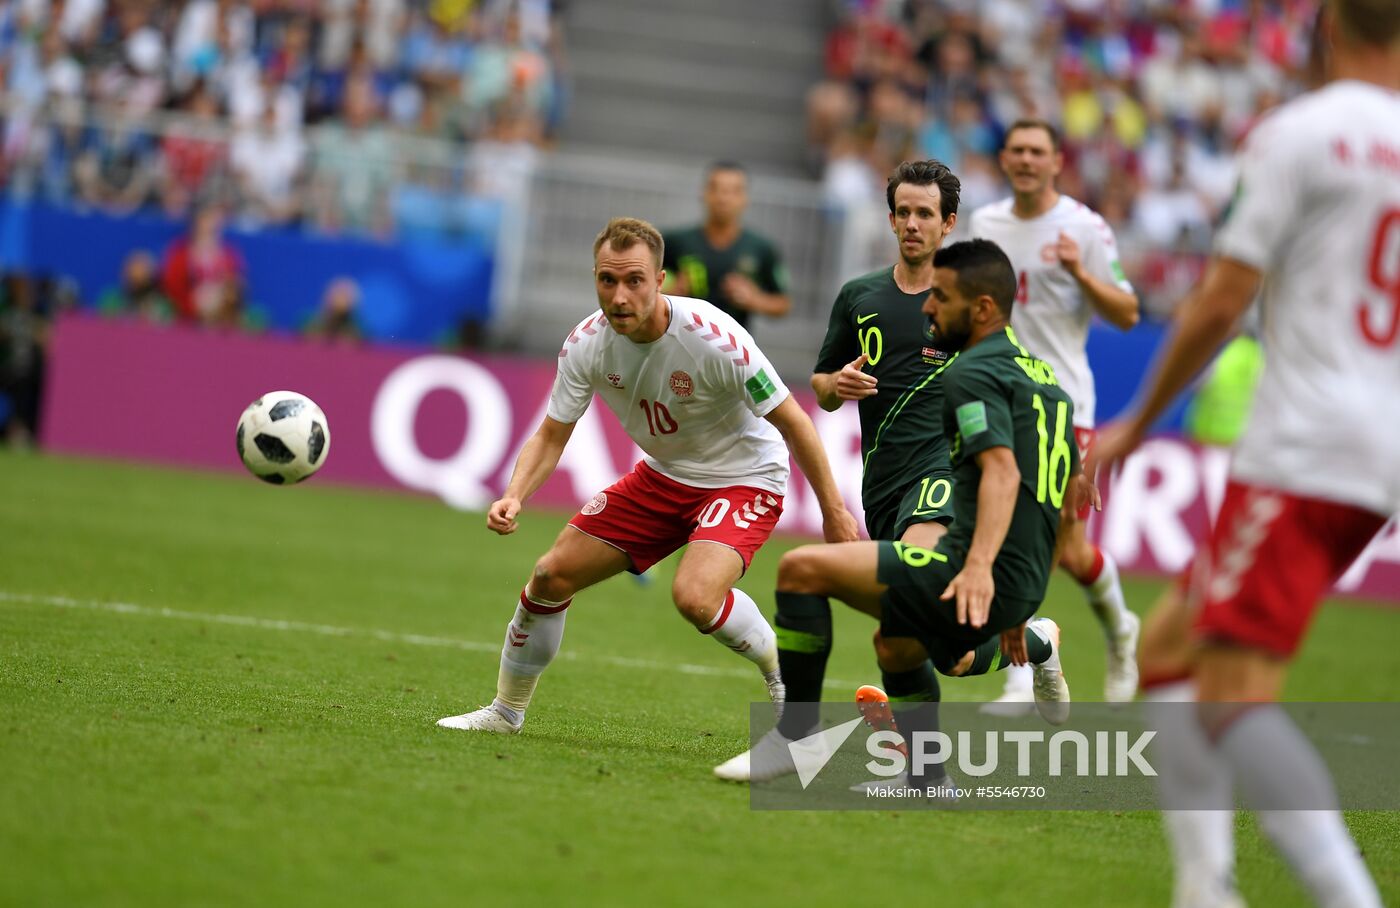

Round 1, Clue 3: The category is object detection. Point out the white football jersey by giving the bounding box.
[969,195,1134,427]
[548,295,791,494]
[1215,80,1400,515]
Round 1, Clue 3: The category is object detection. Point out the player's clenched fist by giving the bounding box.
[835,353,878,400]
[1054,230,1083,278]
[487,497,523,535]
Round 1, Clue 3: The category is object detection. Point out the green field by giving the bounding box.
[2,452,1396,907]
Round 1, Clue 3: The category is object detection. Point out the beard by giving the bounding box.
[929,311,973,353]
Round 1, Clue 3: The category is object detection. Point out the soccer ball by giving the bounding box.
[235,391,330,485]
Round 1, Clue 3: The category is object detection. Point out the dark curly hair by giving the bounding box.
[886,160,961,220]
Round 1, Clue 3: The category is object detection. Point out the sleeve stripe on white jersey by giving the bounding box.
[682,310,752,367]
[559,313,607,356]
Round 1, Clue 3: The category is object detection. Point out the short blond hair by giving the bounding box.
[593,217,665,268]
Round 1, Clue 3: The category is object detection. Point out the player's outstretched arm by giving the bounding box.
[942,445,1019,628]
[486,416,576,535]
[1090,258,1261,476]
[810,354,876,411]
[763,396,860,543]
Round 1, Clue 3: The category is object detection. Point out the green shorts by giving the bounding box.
[876,541,1040,673]
[863,470,955,541]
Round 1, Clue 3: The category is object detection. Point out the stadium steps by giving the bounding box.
[557,0,830,175]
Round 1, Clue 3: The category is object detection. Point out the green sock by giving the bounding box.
[1025,622,1053,665]
[882,661,938,701]
[963,638,1002,676]
[883,663,942,784]
[774,591,831,739]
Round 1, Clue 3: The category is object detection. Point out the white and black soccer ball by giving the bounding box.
[235,391,330,485]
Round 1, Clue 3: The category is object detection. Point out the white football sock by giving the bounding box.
[1081,549,1130,638]
[702,588,778,675]
[493,588,569,719]
[1215,706,1381,908]
[1000,663,1033,694]
[1145,681,1237,905]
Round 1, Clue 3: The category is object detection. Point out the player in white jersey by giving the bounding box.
[437,217,859,736]
[1092,2,1399,904]
[969,119,1143,707]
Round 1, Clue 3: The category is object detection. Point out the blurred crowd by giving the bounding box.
[811,0,1319,315]
[0,0,566,235]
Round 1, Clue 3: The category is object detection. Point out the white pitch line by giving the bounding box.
[0,591,865,689]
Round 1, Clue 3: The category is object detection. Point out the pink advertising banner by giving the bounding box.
[42,314,1400,602]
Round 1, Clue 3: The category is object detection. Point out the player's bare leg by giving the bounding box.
[1061,518,1139,699]
[1138,583,1240,908]
[1194,648,1380,908]
[899,519,947,550]
[714,542,886,782]
[437,526,630,733]
[672,541,784,711]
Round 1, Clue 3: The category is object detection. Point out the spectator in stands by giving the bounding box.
[230,97,306,226]
[303,277,363,343]
[158,82,229,218]
[662,162,792,329]
[74,96,159,215]
[97,251,174,323]
[201,277,265,333]
[161,204,246,323]
[308,75,394,236]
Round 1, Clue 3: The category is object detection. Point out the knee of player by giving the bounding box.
[872,628,925,673]
[669,579,714,624]
[776,548,827,594]
[1057,535,1095,577]
[529,556,573,602]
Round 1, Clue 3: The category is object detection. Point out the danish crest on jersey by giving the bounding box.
[669,370,694,398]
[607,372,624,388]
[581,492,608,516]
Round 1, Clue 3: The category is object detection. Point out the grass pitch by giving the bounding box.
[1,452,1396,907]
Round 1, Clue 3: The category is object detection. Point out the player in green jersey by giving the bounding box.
[717,239,1084,784]
[661,161,791,330]
[755,161,961,751]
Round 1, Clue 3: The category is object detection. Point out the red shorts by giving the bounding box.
[1187,480,1387,657]
[1073,427,1096,520]
[568,460,784,574]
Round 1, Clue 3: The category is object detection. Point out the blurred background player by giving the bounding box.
[437,217,858,735]
[717,240,1080,784]
[969,119,1142,708]
[1092,0,1399,904]
[774,160,961,746]
[662,161,792,328]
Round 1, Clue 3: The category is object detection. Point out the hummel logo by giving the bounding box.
[856,312,879,324]
[789,717,865,789]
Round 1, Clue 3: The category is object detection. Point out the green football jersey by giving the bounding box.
[814,267,953,519]
[661,226,788,330]
[940,326,1078,603]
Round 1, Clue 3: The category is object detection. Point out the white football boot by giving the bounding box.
[436,703,523,734]
[1104,609,1142,703]
[1029,618,1071,725]
[713,727,799,783]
